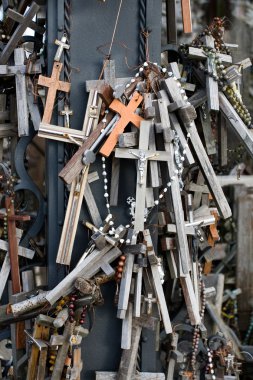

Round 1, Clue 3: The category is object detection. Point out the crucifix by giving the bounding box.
[59,104,73,128]
[0,228,34,299]
[115,120,170,233]
[0,2,45,65]
[161,71,232,219]
[100,91,144,157]
[188,36,232,111]
[0,196,30,294]
[38,61,71,124]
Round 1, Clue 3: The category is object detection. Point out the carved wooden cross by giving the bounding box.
[0,196,30,294]
[100,91,144,157]
[0,2,44,65]
[188,36,232,111]
[38,61,71,124]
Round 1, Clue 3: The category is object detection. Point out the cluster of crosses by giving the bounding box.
[0,1,252,380]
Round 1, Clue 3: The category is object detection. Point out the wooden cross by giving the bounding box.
[0,196,30,294]
[0,228,34,298]
[14,48,29,136]
[161,71,232,219]
[54,35,70,62]
[0,94,17,163]
[188,36,232,111]
[0,2,44,65]
[38,61,71,124]
[100,91,144,157]
[115,120,170,232]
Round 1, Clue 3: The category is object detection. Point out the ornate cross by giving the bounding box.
[38,62,71,124]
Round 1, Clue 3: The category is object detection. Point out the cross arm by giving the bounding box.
[58,80,71,93]
[6,8,45,35]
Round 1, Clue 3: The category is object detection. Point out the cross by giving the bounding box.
[54,34,70,62]
[59,104,73,128]
[0,196,30,294]
[0,228,34,299]
[99,91,144,157]
[188,36,232,111]
[0,2,45,65]
[38,61,71,124]
[115,120,171,232]
[144,293,156,315]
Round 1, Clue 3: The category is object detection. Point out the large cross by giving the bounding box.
[188,36,232,111]
[181,0,192,33]
[100,91,144,157]
[0,2,45,65]
[38,61,71,124]
[115,120,170,233]
[0,196,30,294]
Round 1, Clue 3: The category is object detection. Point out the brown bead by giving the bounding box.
[117,267,123,273]
[116,273,122,280]
[118,261,124,267]
[120,255,126,261]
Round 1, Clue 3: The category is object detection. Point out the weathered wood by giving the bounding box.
[219,92,253,160]
[110,157,120,206]
[84,183,103,228]
[119,132,138,148]
[204,36,219,111]
[100,92,143,157]
[38,62,71,124]
[121,302,133,349]
[161,77,231,219]
[180,274,201,325]
[14,48,29,136]
[27,78,41,131]
[46,246,122,305]
[149,123,160,188]
[199,103,216,155]
[0,2,43,65]
[38,122,86,144]
[59,112,114,184]
[97,373,165,380]
[117,247,135,319]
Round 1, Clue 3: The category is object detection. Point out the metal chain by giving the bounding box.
[139,0,147,64]
[64,0,71,106]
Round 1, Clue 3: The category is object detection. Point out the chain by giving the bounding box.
[139,0,147,64]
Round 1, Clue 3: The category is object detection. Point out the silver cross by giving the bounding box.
[129,150,158,185]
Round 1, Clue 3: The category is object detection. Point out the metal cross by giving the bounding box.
[129,149,158,185]
[54,34,70,62]
[59,104,73,128]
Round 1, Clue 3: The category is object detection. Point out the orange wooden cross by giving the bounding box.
[181,0,192,34]
[99,92,144,157]
[0,196,31,294]
[38,61,71,124]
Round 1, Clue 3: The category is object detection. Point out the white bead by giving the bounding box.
[104,193,109,197]
[143,62,148,67]
[174,150,178,155]
[184,95,188,100]
[178,163,182,168]
[162,67,167,73]
[131,79,135,83]
[114,234,119,239]
[104,185,108,190]
[173,76,177,81]
[102,164,106,169]
[187,102,191,106]
[168,71,173,77]
[171,176,175,181]
[125,224,130,228]
[154,62,158,66]
[190,122,195,127]
[102,118,107,123]
[109,230,114,235]
[126,83,130,88]
[120,239,125,244]
[154,200,159,205]
[182,149,186,155]
[135,73,139,77]
[159,194,163,199]
[174,169,179,174]
[102,157,106,162]
[144,218,147,222]
[180,89,185,93]
[106,203,110,208]
[109,221,114,225]
[101,129,105,133]
[102,171,107,176]
[108,214,112,219]
[139,67,144,72]
[163,188,168,192]
[126,239,131,244]
[104,179,108,183]
[181,156,185,162]
[167,182,171,187]
[187,132,191,137]
[99,227,103,231]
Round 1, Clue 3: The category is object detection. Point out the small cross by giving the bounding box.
[129,149,158,185]
[144,293,156,315]
[59,104,73,128]
[54,34,70,62]
[0,2,45,65]
[100,91,144,157]
[38,62,71,124]
[0,196,30,294]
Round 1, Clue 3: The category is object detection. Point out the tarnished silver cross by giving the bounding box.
[129,149,159,185]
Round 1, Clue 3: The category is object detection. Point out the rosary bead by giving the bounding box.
[119,239,125,244]
[69,303,75,309]
[154,200,159,205]
[79,319,85,324]
[69,317,74,323]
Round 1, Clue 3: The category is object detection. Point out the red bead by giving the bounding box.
[79,319,84,324]
[69,317,74,323]
[70,296,76,302]
[69,310,75,316]
[69,303,75,309]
